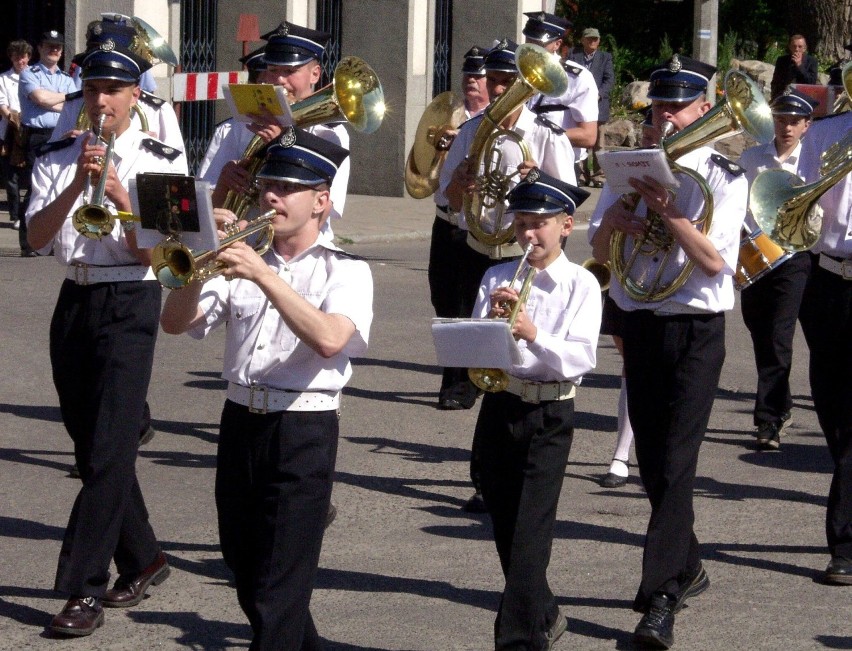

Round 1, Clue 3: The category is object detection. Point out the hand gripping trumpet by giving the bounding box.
[468,243,536,393]
[72,114,121,240]
[151,210,277,289]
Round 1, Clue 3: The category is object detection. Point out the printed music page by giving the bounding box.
[596,149,680,195]
[431,318,523,368]
[224,84,294,125]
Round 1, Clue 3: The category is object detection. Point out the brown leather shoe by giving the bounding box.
[103,551,170,608]
[49,597,104,637]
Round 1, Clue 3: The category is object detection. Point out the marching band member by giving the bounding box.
[796,107,852,586]
[738,88,817,450]
[26,27,187,637]
[160,128,372,650]
[472,170,599,650]
[439,38,576,512]
[589,55,747,648]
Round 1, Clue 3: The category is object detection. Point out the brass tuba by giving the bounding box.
[223,56,385,219]
[151,210,277,289]
[463,43,568,246]
[404,91,466,198]
[582,258,611,292]
[751,127,852,252]
[468,244,536,392]
[610,70,774,302]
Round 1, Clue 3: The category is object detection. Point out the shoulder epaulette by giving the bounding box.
[139,90,166,108]
[141,138,182,161]
[531,102,570,115]
[332,248,365,261]
[65,90,83,102]
[561,59,583,76]
[29,65,39,73]
[534,114,565,135]
[710,153,746,177]
[34,137,76,157]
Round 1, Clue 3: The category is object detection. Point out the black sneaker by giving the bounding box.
[545,610,568,649]
[634,593,676,649]
[674,563,709,612]
[756,422,780,450]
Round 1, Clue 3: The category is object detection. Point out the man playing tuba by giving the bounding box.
[588,54,748,649]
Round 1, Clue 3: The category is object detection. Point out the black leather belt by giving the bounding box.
[23,126,53,135]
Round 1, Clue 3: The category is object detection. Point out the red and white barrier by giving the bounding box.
[172,71,249,102]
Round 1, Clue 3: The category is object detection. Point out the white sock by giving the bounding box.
[608,458,629,477]
[611,377,633,469]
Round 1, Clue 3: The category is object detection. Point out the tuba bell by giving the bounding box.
[610,70,774,302]
[404,91,467,198]
[463,43,568,246]
[222,56,385,219]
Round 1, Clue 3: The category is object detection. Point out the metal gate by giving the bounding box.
[316,0,343,88]
[180,0,219,173]
[433,0,453,96]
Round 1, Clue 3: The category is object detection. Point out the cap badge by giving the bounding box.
[497,38,508,50]
[100,39,116,52]
[525,168,541,184]
[469,47,480,56]
[274,23,290,38]
[668,54,682,73]
[50,30,59,38]
[279,126,297,148]
[91,23,103,36]
[782,85,794,96]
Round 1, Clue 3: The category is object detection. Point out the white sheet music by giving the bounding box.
[431,318,523,368]
[596,148,680,195]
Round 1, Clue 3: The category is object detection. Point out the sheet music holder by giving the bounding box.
[596,148,680,195]
[223,83,294,126]
[431,318,523,368]
[129,173,219,251]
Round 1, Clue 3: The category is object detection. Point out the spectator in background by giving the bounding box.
[0,40,32,231]
[770,34,818,100]
[569,28,615,187]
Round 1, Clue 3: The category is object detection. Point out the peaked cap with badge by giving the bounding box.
[770,87,818,117]
[522,12,571,44]
[261,21,330,67]
[462,46,488,76]
[507,168,589,216]
[648,54,716,103]
[257,126,349,186]
[483,39,519,73]
[79,20,152,83]
[40,30,64,46]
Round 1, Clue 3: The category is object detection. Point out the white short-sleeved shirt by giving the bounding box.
[798,112,852,257]
[25,129,188,263]
[528,63,599,162]
[0,68,22,140]
[473,252,601,382]
[589,146,748,314]
[198,121,350,224]
[739,139,804,232]
[190,235,373,393]
[50,92,185,152]
[438,105,576,232]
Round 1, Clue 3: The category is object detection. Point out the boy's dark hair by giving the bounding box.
[8,40,33,59]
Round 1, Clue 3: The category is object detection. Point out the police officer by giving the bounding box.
[25,28,187,637]
[738,88,817,450]
[590,54,748,648]
[18,30,76,255]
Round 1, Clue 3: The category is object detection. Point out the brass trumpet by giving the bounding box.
[72,114,119,240]
[151,210,277,289]
[468,244,536,392]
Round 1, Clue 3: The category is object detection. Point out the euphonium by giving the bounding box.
[751,128,852,252]
[151,210,277,289]
[468,244,536,392]
[610,70,774,302]
[463,43,568,246]
[582,258,610,292]
[223,56,385,219]
[72,114,120,240]
[404,91,466,198]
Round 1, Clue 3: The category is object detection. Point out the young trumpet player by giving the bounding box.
[471,169,600,650]
[24,25,187,638]
[160,127,373,650]
[589,55,748,649]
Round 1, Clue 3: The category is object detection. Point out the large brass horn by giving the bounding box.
[463,43,568,246]
[152,210,277,289]
[610,70,774,302]
[404,91,466,198]
[97,14,178,66]
[751,128,852,252]
[222,56,385,219]
[468,244,536,392]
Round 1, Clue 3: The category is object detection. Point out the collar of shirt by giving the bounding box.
[33,61,62,76]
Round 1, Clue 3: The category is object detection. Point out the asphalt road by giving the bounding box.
[0,235,847,650]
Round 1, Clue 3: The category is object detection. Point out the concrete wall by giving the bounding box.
[450,4,519,94]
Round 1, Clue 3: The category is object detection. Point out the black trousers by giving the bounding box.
[798,259,852,560]
[216,401,339,651]
[477,392,574,650]
[741,252,811,426]
[51,279,162,597]
[621,310,725,609]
